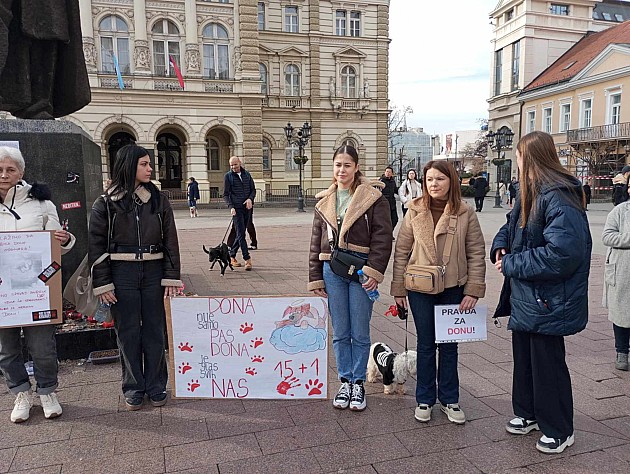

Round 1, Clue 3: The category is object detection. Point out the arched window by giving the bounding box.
[107,131,135,171]
[152,19,181,77]
[156,133,182,188]
[341,65,357,98]
[341,138,358,149]
[202,23,230,79]
[206,138,220,170]
[99,15,130,74]
[284,64,300,96]
[262,139,270,170]
[259,63,268,94]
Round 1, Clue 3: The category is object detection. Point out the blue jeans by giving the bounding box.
[0,324,58,395]
[323,261,373,383]
[111,260,167,398]
[408,286,464,406]
[230,207,251,261]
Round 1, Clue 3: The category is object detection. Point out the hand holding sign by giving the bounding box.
[434,304,488,343]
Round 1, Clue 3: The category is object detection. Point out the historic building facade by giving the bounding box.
[71,0,391,196]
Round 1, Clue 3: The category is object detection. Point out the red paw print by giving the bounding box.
[245,367,257,376]
[178,362,192,374]
[240,322,254,334]
[250,337,263,348]
[178,342,193,352]
[187,379,200,392]
[276,375,300,396]
[305,378,324,396]
[251,355,264,363]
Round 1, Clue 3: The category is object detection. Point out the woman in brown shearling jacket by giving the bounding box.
[391,160,485,425]
[308,145,392,412]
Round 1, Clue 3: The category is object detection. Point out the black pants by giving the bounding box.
[474,196,484,211]
[111,260,167,398]
[227,209,257,248]
[401,204,407,216]
[613,324,630,354]
[390,206,398,230]
[229,207,252,261]
[512,331,573,439]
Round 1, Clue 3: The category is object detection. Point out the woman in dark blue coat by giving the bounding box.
[491,131,591,455]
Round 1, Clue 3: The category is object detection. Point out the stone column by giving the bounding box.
[79,0,96,72]
[133,0,151,73]
[185,0,201,76]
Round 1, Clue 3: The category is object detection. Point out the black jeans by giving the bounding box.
[390,205,398,230]
[227,208,257,247]
[229,208,251,261]
[512,331,573,439]
[111,260,167,398]
[474,196,484,211]
[613,324,630,354]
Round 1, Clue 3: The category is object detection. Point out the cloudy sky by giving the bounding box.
[389,0,499,134]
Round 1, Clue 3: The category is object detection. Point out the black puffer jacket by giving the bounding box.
[88,185,182,295]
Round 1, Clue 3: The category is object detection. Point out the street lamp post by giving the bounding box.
[486,126,514,208]
[283,121,312,212]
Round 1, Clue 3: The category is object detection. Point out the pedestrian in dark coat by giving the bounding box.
[471,174,488,212]
[187,177,200,217]
[491,131,590,455]
[380,166,398,236]
[582,183,591,209]
[508,177,517,207]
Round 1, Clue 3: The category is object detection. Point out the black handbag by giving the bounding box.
[326,222,366,282]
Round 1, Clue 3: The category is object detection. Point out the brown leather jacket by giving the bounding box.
[88,185,182,295]
[308,179,393,291]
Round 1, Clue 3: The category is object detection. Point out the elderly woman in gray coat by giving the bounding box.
[602,201,630,371]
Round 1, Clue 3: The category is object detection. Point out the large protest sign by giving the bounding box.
[0,231,62,327]
[167,296,329,399]
[434,304,488,343]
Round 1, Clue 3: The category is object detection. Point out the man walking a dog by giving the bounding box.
[223,156,256,270]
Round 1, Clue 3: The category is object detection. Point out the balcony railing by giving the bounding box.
[567,122,630,143]
[204,81,234,93]
[285,98,302,108]
[99,77,133,89]
[154,80,183,91]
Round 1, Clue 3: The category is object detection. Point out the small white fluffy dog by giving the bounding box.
[367,342,417,395]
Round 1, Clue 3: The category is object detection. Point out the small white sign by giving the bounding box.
[434,304,488,343]
[0,141,19,150]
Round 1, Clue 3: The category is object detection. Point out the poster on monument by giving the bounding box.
[167,296,329,399]
[0,231,63,327]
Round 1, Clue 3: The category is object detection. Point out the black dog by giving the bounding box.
[202,243,233,276]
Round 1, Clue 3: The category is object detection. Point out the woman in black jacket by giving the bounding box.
[491,131,591,455]
[88,145,182,410]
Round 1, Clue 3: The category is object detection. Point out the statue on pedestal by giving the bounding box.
[0,0,91,119]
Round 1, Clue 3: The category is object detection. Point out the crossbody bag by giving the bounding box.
[326,220,366,282]
[404,215,457,294]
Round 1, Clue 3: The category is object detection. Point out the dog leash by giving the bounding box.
[221,217,234,244]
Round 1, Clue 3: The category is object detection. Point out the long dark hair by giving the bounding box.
[332,145,364,193]
[404,168,418,196]
[517,131,584,226]
[420,160,461,214]
[108,144,160,212]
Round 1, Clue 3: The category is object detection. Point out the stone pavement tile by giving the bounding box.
[524,449,630,473]
[0,411,72,449]
[57,363,121,388]
[323,466,376,474]
[336,408,420,439]
[112,418,209,453]
[69,410,161,439]
[255,420,348,455]
[285,399,358,426]
[311,433,409,472]
[573,391,630,421]
[0,448,15,474]
[601,416,630,439]
[484,332,513,352]
[605,443,630,463]
[567,358,619,382]
[218,448,322,474]
[11,467,61,474]
[458,391,501,421]
[10,435,116,471]
[567,334,614,354]
[161,399,245,424]
[476,393,514,418]
[357,393,418,415]
[460,354,511,379]
[458,366,506,398]
[468,415,517,442]
[373,449,482,474]
[60,447,165,474]
[571,373,624,400]
[79,381,122,400]
[205,407,295,440]
[579,328,612,342]
[395,422,492,456]
[59,394,121,420]
[573,413,630,440]
[168,467,218,474]
[467,342,513,364]
[163,433,261,472]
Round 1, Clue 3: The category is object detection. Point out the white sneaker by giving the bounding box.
[11,391,32,423]
[40,392,62,419]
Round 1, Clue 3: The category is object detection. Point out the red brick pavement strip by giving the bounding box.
[0,222,628,473]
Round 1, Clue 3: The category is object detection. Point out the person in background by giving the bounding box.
[602,201,630,371]
[499,180,507,206]
[308,145,392,412]
[227,208,258,250]
[89,145,182,410]
[398,168,422,216]
[508,177,517,208]
[582,183,591,210]
[391,160,485,425]
[491,131,591,455]
[0,146,75,423]
[187,177,200,218]
[611,166,630,206]
[471,173,488,212]
[380,166,398,238]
